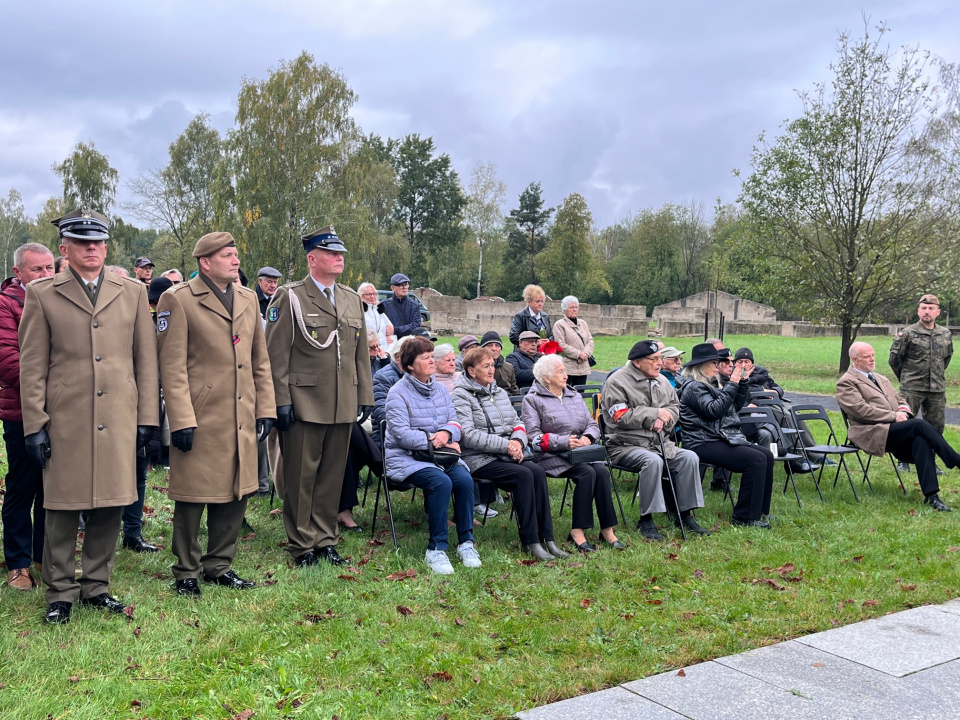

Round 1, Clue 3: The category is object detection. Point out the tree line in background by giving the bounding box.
[3,23,960,371]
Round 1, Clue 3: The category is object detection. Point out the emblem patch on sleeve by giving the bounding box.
[268,307,279,322]
[157,318,168,332]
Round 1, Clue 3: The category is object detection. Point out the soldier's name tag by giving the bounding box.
[158,310,171,318]
[268,307,279,322]
[157,318,168,332]
[307,313,319,317]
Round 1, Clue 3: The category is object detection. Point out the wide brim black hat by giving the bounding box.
[683,343,724,368]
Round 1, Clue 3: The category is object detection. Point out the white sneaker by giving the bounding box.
[456,541,482,568]
[474,503,498,518]
[424,549,454,575]
[493,492,505,505]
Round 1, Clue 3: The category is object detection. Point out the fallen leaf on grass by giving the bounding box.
[648,599,663,605]
[123,604,135,620]
[149,572,166,579]
[681,612,697,620]
[232,712,254,720]
[518,559,539,566]
[901,584,917,591]
[863,600,880,607]
[263,579,278,586]
[16,630,30,638]
[667,553,679,560]
[124,662,141,671]
[337,574,359,582]
[130,699,142,707]
[948,547,960,552]
[455,618,464,626]
[751,578,785,591]
[239,532,256,540]
[567,562,583,568]
[693,569,704,579]
[908,509,918,516]
[812,662,826,668]
[427,671,452,684]
[68,676,79,683]
[852,556,863,563]
[183,618,200,628]
[304,610,341,622]
[621,613,635,620]
[386,568,418,581]
[133,627,141,638]
[676,669,686,677]
[397,605,414,616]
[579,598,592,608]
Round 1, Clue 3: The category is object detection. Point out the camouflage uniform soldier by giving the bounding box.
[889,294,953,471]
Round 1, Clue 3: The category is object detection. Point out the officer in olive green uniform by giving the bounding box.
[264,226,374,568]
[889,293,953,434]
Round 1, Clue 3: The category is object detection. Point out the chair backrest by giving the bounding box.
[574,384,603,397]
[790,403,841,446]
[749,390,778,400]
[520,386,532,396]
[737,406,788,446]
[590,392,602,420]
[751,397,784,408]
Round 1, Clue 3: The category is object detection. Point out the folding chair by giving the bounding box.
[573,384,603,398]
[838,409,906,495]
[737,407,805,507]
[790,404,863,501]
[594,413,663,528]
[370,420,419,549]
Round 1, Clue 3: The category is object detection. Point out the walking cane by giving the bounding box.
[658,431,686,541]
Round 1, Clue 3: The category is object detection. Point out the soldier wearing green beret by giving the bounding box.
[889,294,953,471]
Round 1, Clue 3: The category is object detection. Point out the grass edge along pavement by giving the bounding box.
[0,339,958,718]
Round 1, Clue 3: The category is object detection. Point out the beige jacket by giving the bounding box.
[600,361,679,462]
[19,270,159,510]
[835,369,911,456]
[157,276,276,503]
[553,317,594,376]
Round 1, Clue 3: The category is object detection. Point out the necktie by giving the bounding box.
[87,282,96,294]
[535,315,544,331]
[323,287,334,308]
[868,373,880,389]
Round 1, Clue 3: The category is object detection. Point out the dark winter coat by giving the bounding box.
[679,376,751,449]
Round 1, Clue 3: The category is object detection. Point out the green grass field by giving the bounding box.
[3,334,960,718]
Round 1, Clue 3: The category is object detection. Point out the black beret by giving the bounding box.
[628,340,661,360]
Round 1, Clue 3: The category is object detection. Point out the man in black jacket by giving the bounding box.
[506,331,543,389]
[255,267,282,319]
[379,273,421,338]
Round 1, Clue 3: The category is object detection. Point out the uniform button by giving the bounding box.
[238,364,243,369]
[238,395,242,400]
[95,356,101,362]
[97,424,104,430]
[238,425,242,430]
[93,322,99,328]
[97,390,103,396]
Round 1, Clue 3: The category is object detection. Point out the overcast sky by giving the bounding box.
[3,1,959,228]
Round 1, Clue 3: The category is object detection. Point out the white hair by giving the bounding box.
[433,343,455,360]
[389,335,411,359]
[533,354,565,384]
[161,269,182,279]
[560,295,579,311]
[357,282,376,295]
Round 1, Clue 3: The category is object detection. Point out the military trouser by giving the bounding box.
[902,391,946,434]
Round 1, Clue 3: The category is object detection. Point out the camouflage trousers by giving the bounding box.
[902,391,946,434]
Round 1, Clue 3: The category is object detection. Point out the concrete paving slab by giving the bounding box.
[622,660,824,720]
[899,657,960,717]
[935,598,960,617]
[795,606,960,677]
[714,639,937,720]
[516,687,685,720]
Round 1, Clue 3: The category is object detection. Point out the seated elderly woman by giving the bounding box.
[679,343,774,529]
[452,347,568,561]
[522,355,621,552]
[384,336,480,575]
[552,295,595,387]
[433,343,461,392]
[509,284,552,350]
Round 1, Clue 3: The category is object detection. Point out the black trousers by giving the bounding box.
[2,420,44,570]
[885,418,960,496]
[567,374,589,388]
[340,423,382,513]
[472,460,554,546]
[693,441,773,521]
[558,462,616,531]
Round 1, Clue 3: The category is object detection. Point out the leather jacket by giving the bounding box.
[679,377,751,449]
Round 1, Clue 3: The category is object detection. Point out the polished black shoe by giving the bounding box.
[567,533,596,553]
[175,578,201,597]
[122,535,159,553]
[601,537,626,550]
[296,551,319,567]
[924,493,952,512]
[203,569,256,589]
[731,516,771,529]
[897,462,911,473]
[709,479,729,492]
[935,465,946,476]
[81,593,127,613]
[637,519,665,541]
[681,515,711,536]
[789,459,818,474]
[316,545,348,566]
[44,601,72,625]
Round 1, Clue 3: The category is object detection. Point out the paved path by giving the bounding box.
[517,599,960,719]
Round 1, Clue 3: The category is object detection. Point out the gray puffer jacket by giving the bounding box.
[522,381,600,476]
[451,374,528,472]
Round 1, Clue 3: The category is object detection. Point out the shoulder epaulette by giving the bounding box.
[337,283,359,297]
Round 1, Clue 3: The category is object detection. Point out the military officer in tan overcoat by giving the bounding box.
[157,232,276,597]
[19,209,159,625]
[265,226,374,567]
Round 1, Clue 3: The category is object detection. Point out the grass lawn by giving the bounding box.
[3,415,960,718]
[450,333,960,405]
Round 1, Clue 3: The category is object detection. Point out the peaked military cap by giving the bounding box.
[193,231,237,258]
[52,208,110,241]
[302,225,347,253]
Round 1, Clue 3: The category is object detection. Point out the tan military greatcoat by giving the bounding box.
[157,276,276,503]
[265,278,374,423]
[19,270,159,510]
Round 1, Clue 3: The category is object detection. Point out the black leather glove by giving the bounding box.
[171,428,195,453]
[25,429,51,468]
[276,405,296,432]
[136,426,152,453]
[357,405,374,424]
[256,418,275,442]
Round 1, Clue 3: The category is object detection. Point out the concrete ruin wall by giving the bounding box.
[653,290,776,322]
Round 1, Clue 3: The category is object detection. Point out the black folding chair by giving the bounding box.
[370,420,419,549]
[737,407,804,507]
[790,404,863,501]
[573,384,603,398]
[595,413,664,529]
[838,409,906,496]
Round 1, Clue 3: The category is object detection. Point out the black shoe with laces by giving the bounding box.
[316,545,349,566]
[637,519,665,541]
[681,515,712,536]
[44,601,72,625]
[122,535,159,553]
[175,578,201,597]
[203,569,256,589]
[924,494,952,512]
[81,593,127,613]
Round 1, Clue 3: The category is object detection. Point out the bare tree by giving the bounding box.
[464,161,507,298]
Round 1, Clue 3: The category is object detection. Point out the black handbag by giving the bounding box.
[562,443,607,464]
[478,395,533,463]
[587,355,597,367]
[412,430,461,467]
